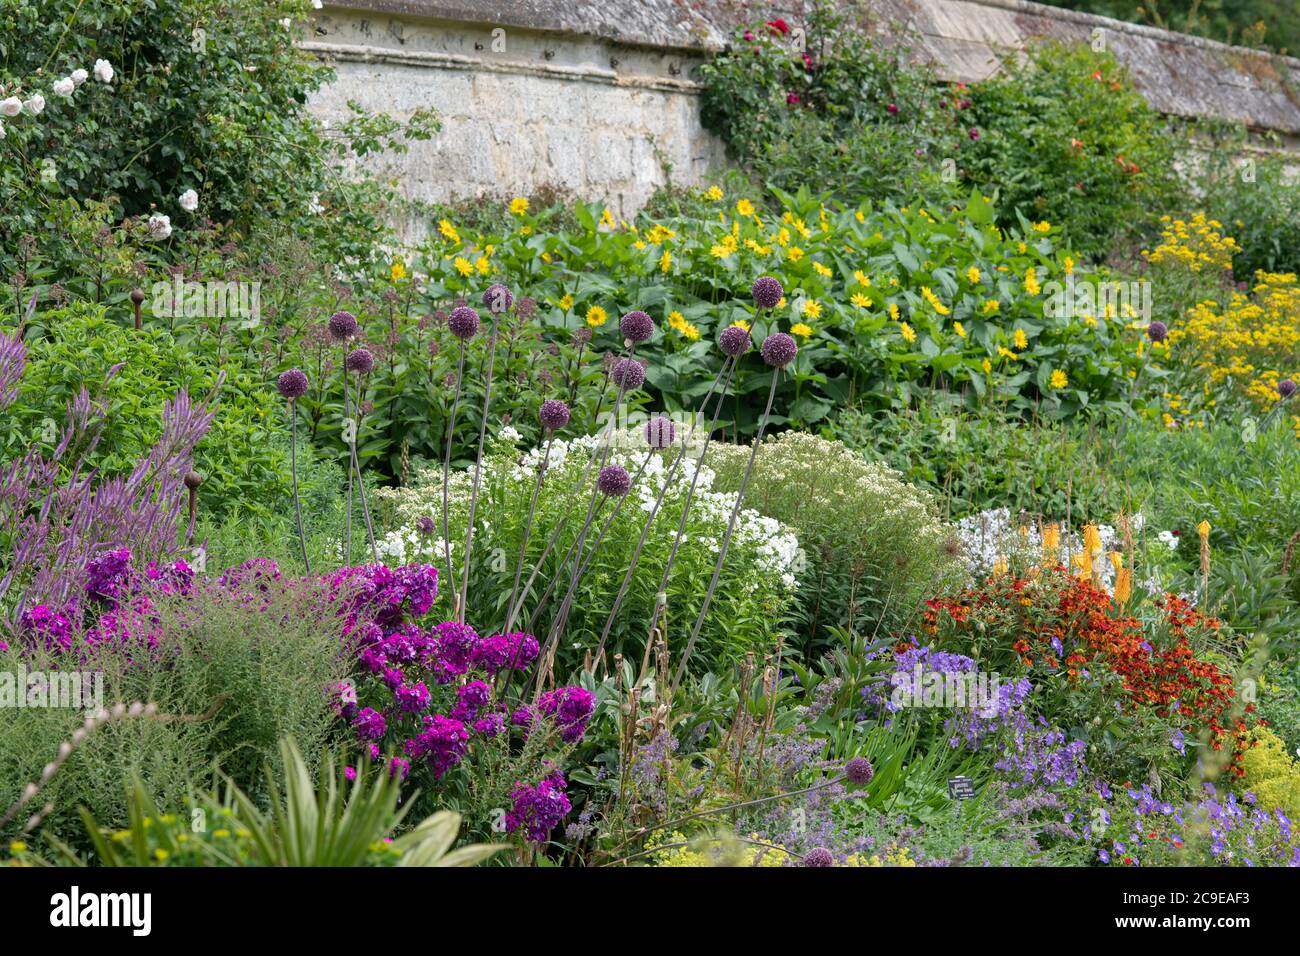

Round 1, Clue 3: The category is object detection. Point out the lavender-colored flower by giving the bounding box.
[276,368,309,400]
[482,283,514,314]
[719,325,752,357]
[447,306,481,339]
[844,756,874,786]
[619,310,655,345]
[328,310,358,340]
[1146,320,1168,343]
[610,357,646,391]
[645,415,675,448]
[804,847,834,867]
[539,398,571,432]
[761,332,798,368]
[751,275,784,309]
[345,348,374,375]
[1278,378,1297,399]
[597,464,631,498]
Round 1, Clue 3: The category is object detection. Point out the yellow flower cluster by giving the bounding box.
[668,309,701,341]
[1146,212,1240,273]
[1170,271,1300,410]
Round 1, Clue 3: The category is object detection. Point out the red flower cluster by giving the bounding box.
[924,570,1253,774]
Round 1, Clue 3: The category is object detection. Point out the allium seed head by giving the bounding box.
[328,310,358,340]
[610,357,646,391]
[619,310,655,345]
[183,471,203,491]
[448,305,481,340]
[845,756,874,785]
[1278,378,1297,399]
[761,332,798,368]
[345,348,374,375]
[415,516,436,537]
[645,415,675,448]
[539,398,571,432]
[751,275,784,310]
[596,465,631,497]
[482,283,514,314]
[719,325,752,357]
[276,368,309,400]
[1146,320,1168,343]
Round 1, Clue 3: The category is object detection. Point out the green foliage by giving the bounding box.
[959,43,1181,259]
[1201,148,1300,280]
[706,431,959,656]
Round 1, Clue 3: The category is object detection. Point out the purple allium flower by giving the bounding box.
[447,305,481,340]
[276,368,309,400]
[505,772,571,844]
[328,310,358,340]
[1146,320,1168,343]
[345,348,374,375]
[719,324,752,357]
[537,686,596,742]
[539,398,571,432]
[610,357,646,391]
[352,707,387,741]
[751,275,784,309]
[415,515,437,537]
[597,464,631,498]
[1279,378,1297,399]
[645,415,675,448]
[761,332,798,368]
[804,847,835,867]
[619,310,655,345]
[482,283,514,314]
[404,714,469,778]
[845,756,874,786]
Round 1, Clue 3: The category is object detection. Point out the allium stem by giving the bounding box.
[343,364,353,561]
[289,402,311,573]
[503,435,554,630]
[441,340,467,615]
[350,410,379,562]
[459,314,500,623]
[593,359,734,668]
[670,367,781,696]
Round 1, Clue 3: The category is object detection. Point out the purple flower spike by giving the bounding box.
[448,306,480,340]
[276,368,309,400]
[719,325,752,357]
[539,399,571,432]
[610,357,646,391]
[619,310,655,345]
[1278,378,1297,399]
[761,332,798,368]
[751,275,784,310]
[645,415,675,448]
[482,283,514,314]
[345,348,374,375]
[1146,320,1168,343]
[328,311,358,340]
[597,464,631,497]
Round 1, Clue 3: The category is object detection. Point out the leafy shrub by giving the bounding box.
[960,43,1180,259]
[706,431,958,654]
[375,429,802,676]
[1202,152,1300,280]
[1,302,296,519]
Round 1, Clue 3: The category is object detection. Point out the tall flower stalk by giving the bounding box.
[328,312,359,559]
[503,399,570,627]
[345,348,379,562]
[441,304,480,615]
[276,368,311,572]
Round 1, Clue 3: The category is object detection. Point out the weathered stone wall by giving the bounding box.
[306,0,1300,239]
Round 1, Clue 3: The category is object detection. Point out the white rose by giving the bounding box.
[71,68,89,86]
[53,77,74,97]
[0,97,18,117]
[93,59,114,83]
[24,94,44,115]
[312,0,322,8]
[280,17,292,28]
[179,188,199,212]
[0,121,6,140]
[148,213,173,240]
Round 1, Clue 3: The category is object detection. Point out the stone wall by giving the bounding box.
[306,0,1300,239]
